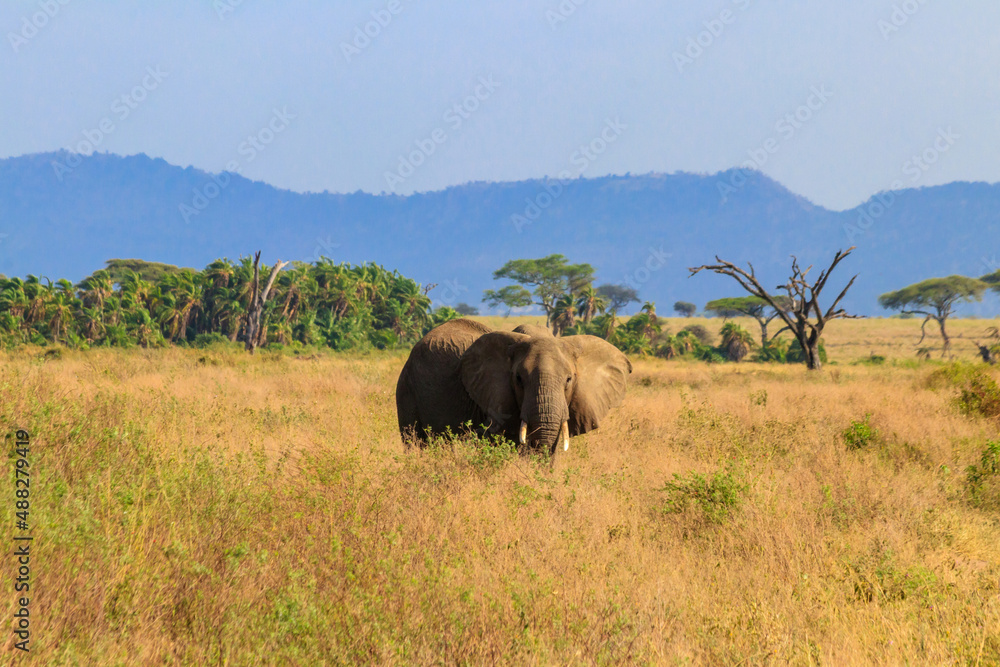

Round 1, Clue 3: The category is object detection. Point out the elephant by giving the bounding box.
[395,318,632,454]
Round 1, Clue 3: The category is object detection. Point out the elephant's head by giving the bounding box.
[459,331,632,454]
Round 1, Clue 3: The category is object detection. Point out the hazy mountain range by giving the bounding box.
[2,151,999,316]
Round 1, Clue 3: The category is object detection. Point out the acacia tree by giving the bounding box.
[705,295,792,347]
[596,283,639,314]
[879,276,987,357]
[689,248,859,370]
[482,285,532,317]
[673,301,696,317]
[484,254,595,332]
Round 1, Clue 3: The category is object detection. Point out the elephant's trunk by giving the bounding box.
[522,378,568,451]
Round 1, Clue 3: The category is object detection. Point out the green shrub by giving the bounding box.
[787,339,827,364]
[694,347,726,364]
[423,423,520,474]
[842,414,879,451]
[854,353,886,366]
[755,337,789,363]
[927,364,1000,419]
[846,542,940,603]
[660,462,748,524]
[957,374,1000,419]
[681,324,713,346]
[966,440,1000,508]
[193,332,234,349]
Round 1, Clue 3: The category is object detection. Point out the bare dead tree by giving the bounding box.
[689,247,860,370]
[244,251,289,354]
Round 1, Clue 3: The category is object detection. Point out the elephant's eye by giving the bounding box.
[566,376,573,385]
[515,374,524,386]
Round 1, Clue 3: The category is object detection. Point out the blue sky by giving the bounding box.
[3,0,999,209]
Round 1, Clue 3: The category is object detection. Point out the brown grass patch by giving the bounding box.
[1,326,999,663]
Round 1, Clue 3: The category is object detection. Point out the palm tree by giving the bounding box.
[551,294,576,336]
[0,278,29,324]
[77,306,105,342]
[23,276,50,330]
[591,312,617,340]
[627,310,661,343]
[119,272,154,312]
[126,308,159,348]
[720,322,755,362]
[390,278,431,336]
[45,281,78,343]
[575,286,607,324]
[267,315,294,345]
[171,271,205,341]
[78,270,114,312]
[276,263,315,322]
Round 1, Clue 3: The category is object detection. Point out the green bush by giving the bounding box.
[423,424,520,477]
[966,440,1000,508]
[846,543,940,603]
[755,337,789,363]
[957,374,1000,419]
[681,324,713,346]
[842,414,879,451]
[927,364,1000,419]
[854,353,886,366]
[193,332,234,349]
[787,339,827,364]
[660,462,748,524]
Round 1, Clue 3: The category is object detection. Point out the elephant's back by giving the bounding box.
[413,318,493,361]
[513,324,552,338]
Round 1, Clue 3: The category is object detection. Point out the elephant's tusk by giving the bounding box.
[519,421,528,445]
[561,421,570,452]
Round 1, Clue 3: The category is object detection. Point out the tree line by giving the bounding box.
[5,248,997,367]
[483,250,1000,369]
[482,252,855,369]
[0,257,455,351]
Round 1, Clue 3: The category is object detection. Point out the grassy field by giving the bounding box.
[2,318,1000,664]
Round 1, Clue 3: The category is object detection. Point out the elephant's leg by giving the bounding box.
[395,367,423,448]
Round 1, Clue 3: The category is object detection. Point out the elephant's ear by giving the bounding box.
[560,335,632,436]
[459,331,529,430]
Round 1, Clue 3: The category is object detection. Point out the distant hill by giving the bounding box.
[2,151,999,316]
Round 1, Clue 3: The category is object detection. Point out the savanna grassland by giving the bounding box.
[2,317,1000,664]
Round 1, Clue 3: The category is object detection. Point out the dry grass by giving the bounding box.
[1,321,999,664]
